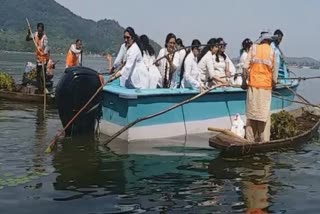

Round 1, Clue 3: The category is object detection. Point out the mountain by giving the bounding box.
[284,57,320,67]
[0,0,161,54]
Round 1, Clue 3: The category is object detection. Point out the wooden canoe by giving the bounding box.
[0,89,55,105]
[209,107,320,155]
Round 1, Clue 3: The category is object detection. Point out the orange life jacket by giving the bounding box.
[34,33,49,64]
[248,44,275,90]
[66,47,79,68]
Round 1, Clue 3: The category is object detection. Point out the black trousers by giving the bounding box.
[36,63,47,94]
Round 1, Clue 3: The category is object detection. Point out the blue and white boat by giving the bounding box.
[100,78,299,141]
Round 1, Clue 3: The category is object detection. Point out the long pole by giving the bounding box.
[45,72,118,153]
[26,18,47,108]
[103,84,228,146]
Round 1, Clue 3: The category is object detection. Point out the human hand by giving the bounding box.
[106,53,112,62]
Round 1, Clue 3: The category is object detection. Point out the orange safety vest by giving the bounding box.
[66,46,80,68]
[248,44,275,90]
[34,33,49,64]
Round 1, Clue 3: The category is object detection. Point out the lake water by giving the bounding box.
[1,51,320,213]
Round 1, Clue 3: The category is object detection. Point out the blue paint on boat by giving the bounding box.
[101,78,298,128]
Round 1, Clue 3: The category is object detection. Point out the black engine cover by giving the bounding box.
[55,66,103,137]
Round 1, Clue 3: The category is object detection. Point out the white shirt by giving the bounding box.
[156,48,180,87]
[143,51,162,89]
[181,51,202,89]
[120,42,149,89]
[114,43,127,70]
[198,51,215,83]
[213,53,236,77]
[239,51,248,66]
[142,50,156,69]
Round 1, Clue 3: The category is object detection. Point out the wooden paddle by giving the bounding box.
[208,127,249,142]
[103,84,228,146]
[279,76,320,81]
[26,18,47,109]
[45,67,122,153]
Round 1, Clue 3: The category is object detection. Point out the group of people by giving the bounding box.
[107,27,238,91]
[107,26,286,143]
[106,27,285,94]
[26,22,285,143]
[25,22,83,93]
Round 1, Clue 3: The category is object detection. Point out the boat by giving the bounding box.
[0,88,55,105]
[100,78,299,141]
[208,106,320,155]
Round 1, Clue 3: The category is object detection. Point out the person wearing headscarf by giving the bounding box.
[243,31,278,142]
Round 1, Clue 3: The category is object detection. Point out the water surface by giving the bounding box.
[1,51,320,213]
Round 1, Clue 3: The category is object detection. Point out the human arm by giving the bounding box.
[206,55,227,85]
[26,30,33,41]
[272,53,278,87]
[112,44,126,71]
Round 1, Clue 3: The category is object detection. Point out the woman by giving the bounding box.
[140,34,162,89]
[156,33,180,88]
[180,39,205,91]
[213,38,236,84]
[174,38,187,87]
[109,27,149,89]
[235,38,253,85]
[197,38,226,86]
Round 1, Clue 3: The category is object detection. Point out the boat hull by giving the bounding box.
[101,80,299,141]
[0,89,55,105]
[209,107,320,155]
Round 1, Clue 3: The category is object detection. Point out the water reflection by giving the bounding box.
[208,155,275,213]
[52,138,126,200]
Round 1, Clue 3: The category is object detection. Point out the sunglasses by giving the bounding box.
[124,36,131,40]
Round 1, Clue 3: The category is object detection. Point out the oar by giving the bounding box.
[272,93,319,108]
[45,72,118,153]
[153,44,210,65]
[207,127,249,142]
[103,84,229,146]
[283,84,311,105]
[26,18,47,109]
[279,76,320,81]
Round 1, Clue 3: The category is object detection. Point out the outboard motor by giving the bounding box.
[55,66,103,137]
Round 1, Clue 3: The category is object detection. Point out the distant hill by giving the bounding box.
[0,0,161,54]
[284,57,320,67]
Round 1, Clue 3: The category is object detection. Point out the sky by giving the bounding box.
[55,0,319,59]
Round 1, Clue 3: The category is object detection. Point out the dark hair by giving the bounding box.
[216,37,227,62]
[176,38,184,48]
[140,34,155,56]
[178,39,201,87]
[76,39,82,43]
[191,39,201,50]
[274,29,284,37]
[198,38,217,62]
[240,38,253,56]
[124,27,143,55]
[165,33,176,48]
[37,23,44,30]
